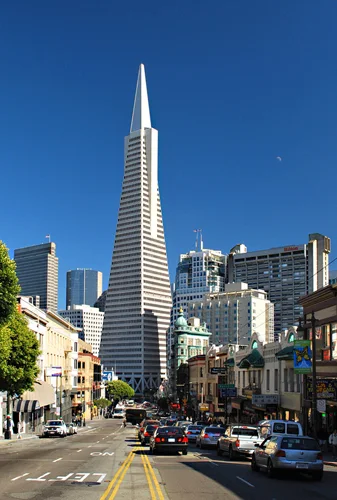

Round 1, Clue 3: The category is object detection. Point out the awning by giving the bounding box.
[21,381,55,407]
[237,349,264,369]
[224,358,235,366]
[13,400,40,412]
[275,345,294,360]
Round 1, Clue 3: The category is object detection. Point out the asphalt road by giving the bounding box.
[0,419,336,500]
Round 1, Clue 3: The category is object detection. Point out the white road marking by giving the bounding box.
[236,476,255,488]
[27,472,51,482]
[97,441,100,443]
[77,449,82,453]
[11,473,29,481]
[92,473,107,483]
[88,445,92,448]
[53,458,63,463]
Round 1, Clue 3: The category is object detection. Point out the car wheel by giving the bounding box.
[267,459,275,478]
[251,455,260,472]
[182,449,187,456]
[312,471,323,481]
[217,445,223,457]
[229,446,235,461]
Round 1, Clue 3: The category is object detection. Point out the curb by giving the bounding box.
[324,461,337,467]
[0,435,39,445]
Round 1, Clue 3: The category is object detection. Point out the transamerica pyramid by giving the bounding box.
[99,65,172,394]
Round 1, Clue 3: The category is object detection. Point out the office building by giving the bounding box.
[188,282,274,345]
[228,233,330,334]
[59,304,104,357]
[94,290,107,312]
[66,268,102,308]
[14,242,58,313]
[99,65,172,393]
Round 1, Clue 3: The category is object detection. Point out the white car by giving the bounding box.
[113,409,125,418]
[43,420,67,438]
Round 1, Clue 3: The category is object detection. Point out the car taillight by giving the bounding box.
[317,453,323,460]
[275,450,286,457]
[155,437,161,443]
[182,437,188,443]
[235,439,240,448]
[144,432,150,437]
[203,434,209,439]
[187,431,191,435]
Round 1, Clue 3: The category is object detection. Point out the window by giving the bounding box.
[289,368,294,392]
[284,368,288,392]
[200,368,203,377]
[274,369,278,391]
[78,361,81,369]
[266,369,270,391]
[243,371,246,387]
[237,371,240,387]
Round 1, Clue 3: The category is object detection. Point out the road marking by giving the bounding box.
[236,476,255,488]
[77,449,82,453]
[27,472,51,482]
[100,448,137,500]
[88,445,92,448]
[97,441,100,443]
[142,451,165,500]
[91,452,114,457]
[11,473,29,481]
[53,458,63,463]
[141,450,156,500]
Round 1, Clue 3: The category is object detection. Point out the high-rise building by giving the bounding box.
[66,269,102,308]
[228,233,330,334]
[94,290,107,312]
[188,282,274,345]
[99,65,172,393]
[59,304,104,357]
[14,242,58,312]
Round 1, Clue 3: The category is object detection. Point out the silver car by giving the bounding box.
[185,425,204,443]
[196,426,226,449]
[251,435,323,480]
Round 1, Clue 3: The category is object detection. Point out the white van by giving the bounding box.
[258,420,303,438]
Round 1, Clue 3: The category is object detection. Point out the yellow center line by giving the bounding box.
[108,450,137,500]
[143,451,165,500]
[140,448,156,500]
[100,447,137,500]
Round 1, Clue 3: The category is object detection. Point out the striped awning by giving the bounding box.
[13,400,40,413]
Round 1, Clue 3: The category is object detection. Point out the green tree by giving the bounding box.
[93,398,111,409]
[106,380,135,400]
[0,241,20,324]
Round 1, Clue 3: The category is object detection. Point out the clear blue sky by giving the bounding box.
[1,1,337,308]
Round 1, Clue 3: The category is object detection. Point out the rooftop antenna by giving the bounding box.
[45,234,51,243]
[193,229,203,251]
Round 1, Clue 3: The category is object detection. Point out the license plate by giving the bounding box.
[50,432,56,434]
[296,463,309,469]
[168,438,175,443]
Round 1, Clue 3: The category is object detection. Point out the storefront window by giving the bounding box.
[332,323,337,360]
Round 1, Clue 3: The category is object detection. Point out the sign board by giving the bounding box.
[317,399,326,413]
[218,387,237,398]
[218,384,235,389]
[307,378,337,400]
[102,371,113,383]
[293,340,312,374]
[46,366,62,377]
[252,394,279,406]
[210,367,228,375]
[199,403,209,412]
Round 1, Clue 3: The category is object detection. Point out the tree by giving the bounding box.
[0,241,20,324]
[93,398,111,409]
[106,380,135,400]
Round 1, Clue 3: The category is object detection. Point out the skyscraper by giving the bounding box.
[66,269,103,308]
[14,242,58,312]
[99,65,172,393]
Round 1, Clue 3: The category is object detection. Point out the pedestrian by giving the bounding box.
[317,429,327,452]
[5,415,13,439]
[329,429,337,459]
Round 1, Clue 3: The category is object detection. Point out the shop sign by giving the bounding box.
[252,394,278,405]
[307,378,337,400]
[210,367,228,374]
[199,403,209,412]
[293,340,312,374]
[218,387,237,398]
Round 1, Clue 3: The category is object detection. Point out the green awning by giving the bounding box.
[224,358,234,366]
[237,349,264,369]
[275,345,294,360]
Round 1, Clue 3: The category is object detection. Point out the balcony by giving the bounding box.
[242,386,261,398]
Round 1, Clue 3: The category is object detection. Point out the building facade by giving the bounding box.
[59,304,104,357]
[100,65,172,393]
[188,282,274,345]
[66,269,103,308]
[228,233,330,335]
[14,242,58,312]
[94,290,107,312]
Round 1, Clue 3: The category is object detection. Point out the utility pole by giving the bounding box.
[311,313,317,438]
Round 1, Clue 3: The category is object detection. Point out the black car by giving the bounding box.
[141,424,158,445]
[150,426,188,455]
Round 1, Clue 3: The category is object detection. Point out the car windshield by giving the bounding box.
[157,427,182,436]
[286,424,300,435]
[281,438,319,451]
[114,409,123,413]
[232,427,259,437]
[47,421,62,426]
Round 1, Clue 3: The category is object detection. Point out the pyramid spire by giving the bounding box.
[130,64,151,132]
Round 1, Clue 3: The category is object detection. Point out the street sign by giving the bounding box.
[218,384,235,389]
[210,367,228,375]
[218,388,237,398]
[199,403,209,411]
[102,371,113,383]
[252,394,279,406]
[317,399,326,413]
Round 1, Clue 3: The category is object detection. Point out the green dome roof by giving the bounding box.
[175,308,188,328]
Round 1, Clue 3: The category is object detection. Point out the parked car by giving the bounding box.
[113,409,125,419]
[185,425,204,443]
[150,426,188,455]
[251,435,323,480]
[196,426,226,449]
[258,420,303,439]
[141,424,159,445]
[217,424,264,460]
[43,420,67,438]
[66,423,76,435]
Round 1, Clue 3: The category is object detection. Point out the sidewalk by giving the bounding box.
[323,451,337,467]
[0,421,95,445]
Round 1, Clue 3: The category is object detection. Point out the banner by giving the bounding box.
[293,340,312,374]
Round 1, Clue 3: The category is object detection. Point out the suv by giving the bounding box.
[217,424,264,460]
[43,420,67,438]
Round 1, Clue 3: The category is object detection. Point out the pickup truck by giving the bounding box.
[217,424,264,460]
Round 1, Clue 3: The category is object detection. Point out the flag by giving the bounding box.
[45,234,50,238]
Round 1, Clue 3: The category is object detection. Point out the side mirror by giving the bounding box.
[254,444,260,448]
